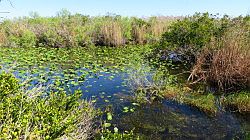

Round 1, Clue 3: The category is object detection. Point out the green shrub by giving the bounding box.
[38,28,64,48]
[160,13,221,54]
[38,26,78,48]
[0,72,96,139]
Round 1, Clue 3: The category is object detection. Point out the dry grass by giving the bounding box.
[99,20,124,47]
[0,29,7,45]
[189,23,250,91]
[149,18,170,40]
[131,24,147,45]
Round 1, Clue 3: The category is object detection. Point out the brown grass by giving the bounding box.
[0,29,7,45]
[189,24,250,91]
[150,18,170,40]
[131,24,147,45]
[99,20,124,47]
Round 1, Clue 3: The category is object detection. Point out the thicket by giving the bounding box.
[0,10,176,48]
[160,13,250,91]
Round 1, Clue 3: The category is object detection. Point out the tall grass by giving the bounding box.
[98,20,124,46]
[0,10,175,47]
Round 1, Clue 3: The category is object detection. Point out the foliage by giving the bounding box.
[161,13,216,48]
[0,72,96,139]
[8,29,36,47]
[160,13,230,60]
[189,17,250,91]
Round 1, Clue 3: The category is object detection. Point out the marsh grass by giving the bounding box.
[131,24,147,45]
[162,85,218,114]
[0,11,174,48]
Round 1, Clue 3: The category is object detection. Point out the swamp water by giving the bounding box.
[0,47,249,139]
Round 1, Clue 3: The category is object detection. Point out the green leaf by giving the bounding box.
[107,112,112,120]
[114,127,119,133]
[104,123,111,128]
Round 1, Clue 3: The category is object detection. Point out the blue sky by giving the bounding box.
[0,0,249,19]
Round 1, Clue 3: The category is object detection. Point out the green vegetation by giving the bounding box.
[0,11,249,139]
[98,129,139,140]
[224,91,250,113]
[0,72,96,139]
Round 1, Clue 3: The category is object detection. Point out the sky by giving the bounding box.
[0,0,249,19]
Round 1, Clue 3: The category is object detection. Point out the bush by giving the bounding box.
[0,72,96,139]
[38,26,78,48]
[8,30,37,47]
[160,13,225,57]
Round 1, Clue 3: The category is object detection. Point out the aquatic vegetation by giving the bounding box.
[98,128,139,140]
[162,85,218,114]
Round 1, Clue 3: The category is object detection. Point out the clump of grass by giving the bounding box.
[223,91,250,113]
[0,29,7,45]
[131,24,147,45]
[99,20,124,47]
[163,85,184,101]
[148,17,172,42]
[184,93,218,114]
[127,65,163,103]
